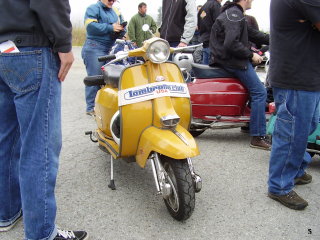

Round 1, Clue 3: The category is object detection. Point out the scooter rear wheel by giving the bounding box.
[161,156,195,221]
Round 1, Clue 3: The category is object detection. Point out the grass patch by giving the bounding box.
[72,24,86,46]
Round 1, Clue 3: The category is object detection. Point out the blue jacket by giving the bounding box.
[84,1,125,44]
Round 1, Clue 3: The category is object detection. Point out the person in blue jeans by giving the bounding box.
[267,0,320,210]
[209,0,271,150]
[82,0,125,116]
[0,1,87,240]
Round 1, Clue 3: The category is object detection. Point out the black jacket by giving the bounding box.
[0,0,72,53]
[198,0,221,48]
[210,2,254,69]
[160,0,197,44]
[248,27,269,47]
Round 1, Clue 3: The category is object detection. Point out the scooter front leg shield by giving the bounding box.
[136,125,199,168]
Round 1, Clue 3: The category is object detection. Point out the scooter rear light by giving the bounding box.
[161,115,180,128]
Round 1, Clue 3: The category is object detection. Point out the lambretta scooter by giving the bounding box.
[187,60,272,137]
[84,33,202,221]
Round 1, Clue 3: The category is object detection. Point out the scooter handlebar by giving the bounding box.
[181,49,195,54]
[98,54,116,62]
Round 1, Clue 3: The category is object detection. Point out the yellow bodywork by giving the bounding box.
[95,86,118,136]
[136,125,199,168]
[94,41,199,166]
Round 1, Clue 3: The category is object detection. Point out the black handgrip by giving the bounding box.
[83,75,105,86]
[98,54,116,62]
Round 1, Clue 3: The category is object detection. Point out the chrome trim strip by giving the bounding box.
[171,129,189,146]
[205,115,251,121]
[97,134,119,157]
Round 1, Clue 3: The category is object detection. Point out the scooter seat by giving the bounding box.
[103,65,126,88]
[191,63,236,79]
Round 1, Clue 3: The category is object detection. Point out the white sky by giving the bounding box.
[70,0,270,31]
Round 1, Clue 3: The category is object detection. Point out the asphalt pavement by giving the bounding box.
[2,47,320,240]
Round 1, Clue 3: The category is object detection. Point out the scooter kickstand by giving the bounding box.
[108,155,116,190]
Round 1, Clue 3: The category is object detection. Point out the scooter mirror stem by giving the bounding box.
[142,24,156,37]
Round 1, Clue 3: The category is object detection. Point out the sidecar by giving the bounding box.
[188,63,250,121]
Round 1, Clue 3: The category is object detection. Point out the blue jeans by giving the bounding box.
[268,87,320,195]
[82,39,112,112]
[202,47,210,65]
[0,47,60,240]
[225,62,267,136]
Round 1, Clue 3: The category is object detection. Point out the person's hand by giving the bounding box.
[58,51,74,82]
[113,23,123,32]
[178,42,187,47]
[252,52,263,65]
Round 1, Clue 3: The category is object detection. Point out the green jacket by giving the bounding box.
[128,13,157,47]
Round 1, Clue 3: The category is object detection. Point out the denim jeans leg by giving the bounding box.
[0,75,22,228]
[268,88,320,195]
[225,62,267,136]
[296,152,312,178]
[202,47,210,65]
[0,47,60,240]
[82,39,112,112]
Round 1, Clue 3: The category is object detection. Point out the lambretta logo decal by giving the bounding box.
[126,84,186,99]
[118,82,190,106]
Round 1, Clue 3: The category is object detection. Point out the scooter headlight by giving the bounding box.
[146,39,170,63]
[161,115,180,128]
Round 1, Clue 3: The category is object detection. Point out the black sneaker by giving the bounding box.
[53,229,88,240]
[0,211,22,232]
[295,172,312,185]
[240,126,250,133]
[268,190,308,210]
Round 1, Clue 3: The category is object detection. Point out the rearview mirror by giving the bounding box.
[142,24,150,32]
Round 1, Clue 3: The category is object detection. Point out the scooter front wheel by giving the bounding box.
[161,156,195,221]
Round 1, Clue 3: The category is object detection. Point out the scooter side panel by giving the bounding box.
[95,86,119,136]
[188,78,248,118]
[136,125,199,168]
[119,65,153,157]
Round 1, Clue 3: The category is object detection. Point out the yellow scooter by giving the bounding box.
[84,36,202,221]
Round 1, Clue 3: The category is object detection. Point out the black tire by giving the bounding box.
[189,129,205,138]
[161,156,195,221]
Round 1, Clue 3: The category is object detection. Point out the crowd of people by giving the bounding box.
[0,0,319,239]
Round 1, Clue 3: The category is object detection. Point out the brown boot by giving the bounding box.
[268,190,308,210]
[250,136,271,150]
[294,172,312,185]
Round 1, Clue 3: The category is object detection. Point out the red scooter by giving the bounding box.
[187,62,272,137]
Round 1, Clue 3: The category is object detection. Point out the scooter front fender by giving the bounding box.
[136,125,199,168]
